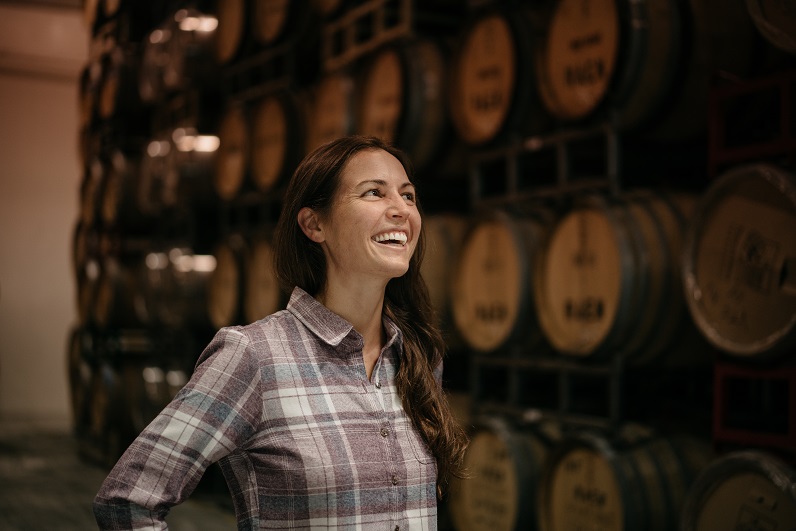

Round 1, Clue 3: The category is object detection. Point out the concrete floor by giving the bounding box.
[0,417,237,530]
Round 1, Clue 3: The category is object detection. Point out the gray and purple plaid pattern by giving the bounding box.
[94,287,439,530]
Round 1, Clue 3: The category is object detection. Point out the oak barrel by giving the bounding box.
[250,91,307,193]
[452,209,549,353]
[448,417,558,531]
[213,102,249,201]
[244,233,282,323]
[681,450,796,531]
[306,71,356,153]
[448,5,549,145]
[538,431,713,531]
[207,233,247,329]
[682,163,796,359]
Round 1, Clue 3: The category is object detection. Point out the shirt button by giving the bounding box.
[395,526,400,531]
[391,475,398,485]
[380,428,389,437]
[375,382,382,389]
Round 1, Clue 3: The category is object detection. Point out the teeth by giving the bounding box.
[373,232,407,245]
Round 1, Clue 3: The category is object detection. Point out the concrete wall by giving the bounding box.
[0,3,88,422]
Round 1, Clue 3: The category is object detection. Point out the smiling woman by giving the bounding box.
[93,136,469,530]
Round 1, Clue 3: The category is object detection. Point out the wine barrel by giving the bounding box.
[140,246,217,329]
[123,361,189,435]
[448,4,550,146]
[80,157,104,227]
[213,0,248,64]
[138,26,171,105]
[306,71,356,154]
[97,46,141,121]
[162,8,218,93]
[534,192,703,361]
[244,233,282,323]
[534,0,757,138]
[213,102,249,201]
[747,0,796,55]
[208,233,247,329]
[250,0,313,47]
[448,417,559,531]
[420,214,469,348]
[87,360,127,467]
[451,208,549,353]
[682,163,796,360]
[355,37,452,171]
[681,450,796,531]
[538,431,713,531]
[67,327,95,434]
[162,126,219,209]
[100,149,149,232]
[93,255,148,329]
[137,135,175,216]
[102,0,120,19]
[250,91,307,194]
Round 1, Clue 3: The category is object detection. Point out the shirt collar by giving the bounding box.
[286,286,402,349]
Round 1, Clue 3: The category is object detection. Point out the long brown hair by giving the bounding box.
[273,135,468,494]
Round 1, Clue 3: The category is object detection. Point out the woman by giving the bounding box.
[93,135,468,529]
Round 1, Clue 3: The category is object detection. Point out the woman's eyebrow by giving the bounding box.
[356,179,415,190]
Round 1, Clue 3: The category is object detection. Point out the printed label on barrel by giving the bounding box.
[453,221,521,351]
[539,0,619,119]
[251,97,287,192]
[539,209,621,355]
[451,14,515,144]
[693,196,796,348]
[358,50,402,143]
[450,431,518,531]
[547,448,623,530]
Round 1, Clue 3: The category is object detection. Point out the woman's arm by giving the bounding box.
[93,327,263,530]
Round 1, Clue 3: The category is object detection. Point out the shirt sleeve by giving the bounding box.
[93,327,263,530]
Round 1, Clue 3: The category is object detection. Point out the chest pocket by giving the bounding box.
[404,424,435,465]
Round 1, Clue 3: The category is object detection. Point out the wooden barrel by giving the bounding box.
[87,360,127,467]
[162,126,219,209]
[747,0,796,55]
[123,361,189,435]
[534,192,702,361]
[102,0,121,19]
[533,0,757,138]
[84,0,100,31]
[306,71,356,154]
[67,327,95,434]
[140,246,217,329]
[213,102,249,201]
[97,46,141,121]
[137,135,174,216]
[93,255,147,329]
[213,0,248,64]
[250,0,313,47]
[682,163,796,360]
[681,450,796,531]
[448,417,558,531]
[451,209,549,353]
[355,37,452,171]
[207,233,247,329]
[100,149,149,231]
[244,233,282,323]
[138,26,171,105]
[80,157,104,227]
[538,431,713,531]
[162,8,218,93]
[250,91,307,194]
[448,5,550,145]
[420,214,469,349]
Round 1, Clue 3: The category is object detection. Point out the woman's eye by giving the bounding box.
[402,192,415,202]
[364,189,381,197]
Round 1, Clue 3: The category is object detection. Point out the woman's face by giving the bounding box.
[313,148,421,287]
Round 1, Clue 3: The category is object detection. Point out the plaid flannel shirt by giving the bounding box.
[94,287,439,530]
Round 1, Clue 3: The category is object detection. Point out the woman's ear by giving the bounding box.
[297,207,325,243]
